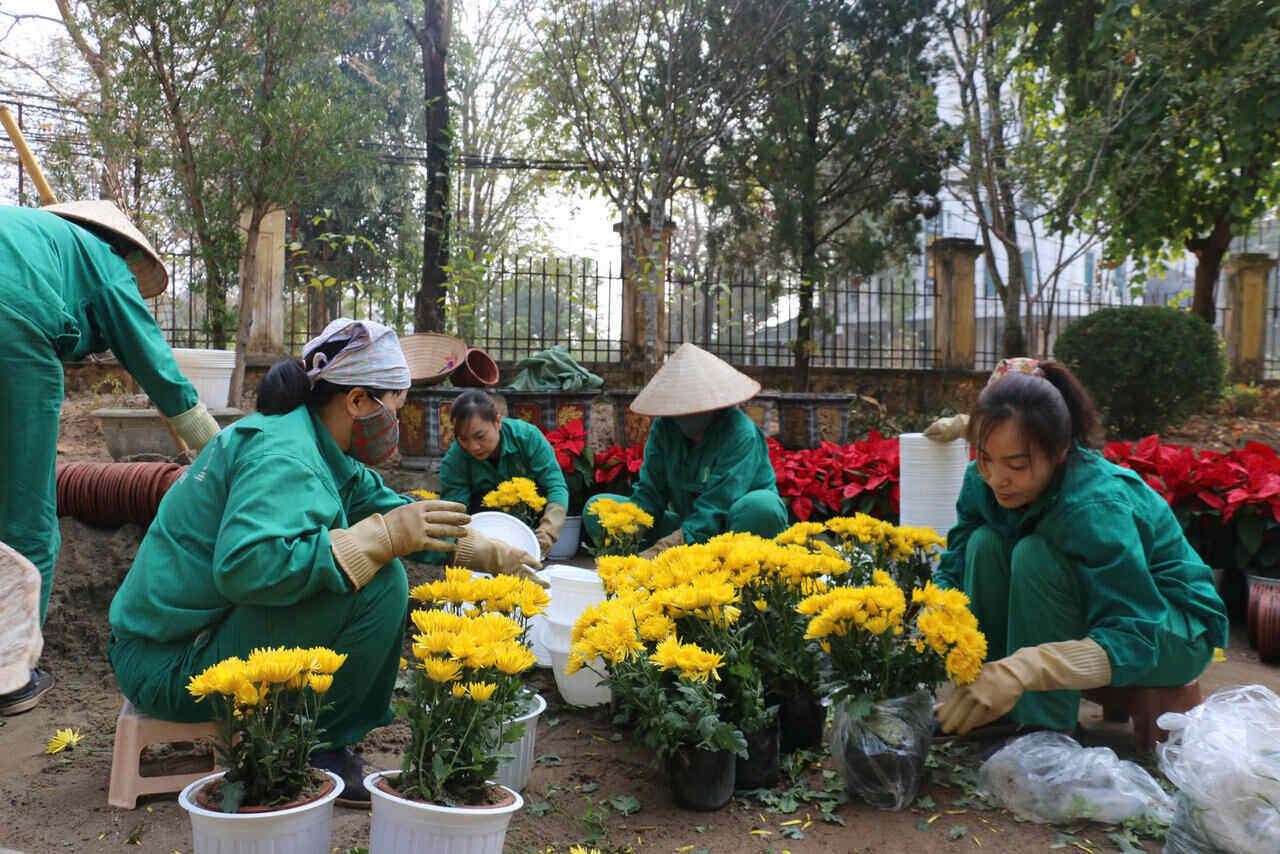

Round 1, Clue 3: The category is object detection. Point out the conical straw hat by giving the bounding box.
[629,342,761,416]
[43,200,169,298]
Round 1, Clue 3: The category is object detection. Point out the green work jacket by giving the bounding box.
[0,206,196,416]
[629,407,779,544]
[109,406,442,644]
[439,416,569,511]
[935,446,1229,685]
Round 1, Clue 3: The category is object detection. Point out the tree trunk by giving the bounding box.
[228,206,264,409]
[792,66,822,393]
[410,0,451,333]
[1001,255,1026,357]
[1187,218,1233,325]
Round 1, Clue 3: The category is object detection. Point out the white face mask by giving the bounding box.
[674,411,717,439]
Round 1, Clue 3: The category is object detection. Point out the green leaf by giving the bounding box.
[580,782,600,793]
[606,794,641,815]
[915,794,936,809]
[948,826,968,840]
[527,800,554,816]
[916,821,932,831]
[534,753,563,766]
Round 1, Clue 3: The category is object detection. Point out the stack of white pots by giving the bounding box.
[541,566,611,707]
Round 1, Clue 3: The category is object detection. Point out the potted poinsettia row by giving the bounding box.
[178,570,550,854]
[567,516,986,811]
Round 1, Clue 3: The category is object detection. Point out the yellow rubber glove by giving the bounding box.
[330,500,470,589]
[922,413,969,442]
[454,530,547,587]
[936,639,1112,735]
[638,528,684,560]
[535,502,567,558]
[168,401,221,451]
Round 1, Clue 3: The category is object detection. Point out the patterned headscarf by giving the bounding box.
[985,357,1045,390]
[303,318,410,390]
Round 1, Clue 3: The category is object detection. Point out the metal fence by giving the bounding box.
[666,270,937,369]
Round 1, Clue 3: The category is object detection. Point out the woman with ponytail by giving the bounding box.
[932,359,1228,737]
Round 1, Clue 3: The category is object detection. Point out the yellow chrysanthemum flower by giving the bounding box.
[422,656,463,683]
[467,682,497,702]
[451,683,468,698]
[45,727,83,754]
[409,489,439,500]
[307,673,334,694]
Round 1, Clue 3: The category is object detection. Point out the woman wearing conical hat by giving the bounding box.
[582,343,788,558]
[0,201,221,715]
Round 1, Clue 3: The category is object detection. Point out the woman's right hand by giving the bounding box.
[455,530,547,587]
[383,500,470,554]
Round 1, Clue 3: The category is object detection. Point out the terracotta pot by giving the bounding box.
[452,347,500,387]
[1250,576,1280,662]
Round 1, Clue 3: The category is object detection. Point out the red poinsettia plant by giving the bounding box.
[594,443,645,494]
[544,419,595,515]
[769,431,900,523]
[1105,436,1280,576]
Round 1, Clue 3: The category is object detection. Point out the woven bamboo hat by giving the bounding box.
[629,342,761,416]
[400,332,468,385]
[43,200,168,298]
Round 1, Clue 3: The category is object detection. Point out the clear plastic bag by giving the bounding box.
[1156,684,1280,854]
[1162,794,1232,854]
[830,688,932,810]
[977,731,1173,824]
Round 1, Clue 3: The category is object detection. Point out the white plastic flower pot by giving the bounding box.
[171,348,236,409]
[493,692,546,792]
[178,769,343,854]
[546,515,583,560]
[543,565,606,625]
[546,640,612,708]
[543,616,573,650]
[366,771,523,854]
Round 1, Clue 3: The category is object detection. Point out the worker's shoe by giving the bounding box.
[311,746,377,807]
[0,668,54,715]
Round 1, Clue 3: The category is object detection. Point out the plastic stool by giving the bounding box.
[1084,680,1202,751]
[107,699,218,808]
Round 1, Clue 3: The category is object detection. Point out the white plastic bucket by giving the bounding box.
[543,617,574,651]
[546,640,611,708]
[179,769,342,854]
[366,771,522,854]
[172,348,237,409]
[493,692,546,792]
[544,565,606,625]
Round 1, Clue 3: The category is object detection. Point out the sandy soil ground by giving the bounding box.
[2,392,1278,854]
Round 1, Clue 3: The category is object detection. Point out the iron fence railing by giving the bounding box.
[666,271,937,369]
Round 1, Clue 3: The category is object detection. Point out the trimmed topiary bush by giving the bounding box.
[1054,305,1225,438]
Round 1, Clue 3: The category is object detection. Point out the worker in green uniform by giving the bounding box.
[440,389,569,557]
[0,201,221,716]
[933,359,1229,736]
[108,319,541,805]
[583,342,787,559]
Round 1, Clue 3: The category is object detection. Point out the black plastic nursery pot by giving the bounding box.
[735,724,780,789]
[773,692,826,754]
[667,747,736,811]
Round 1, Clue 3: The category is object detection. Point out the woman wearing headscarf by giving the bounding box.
[439,388,569,557]
[583,343,788,558]
[108,318,538,804]
[0,201,221,715]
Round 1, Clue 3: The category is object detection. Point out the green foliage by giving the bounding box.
[1054,306,1225,438]
[1015,0,1280,319]
[1223,383,1262,418]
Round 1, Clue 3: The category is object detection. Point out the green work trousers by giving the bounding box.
[583,488,789,551]
[962,525,1213,731]
[109,562,407,748]
[0,305,65,625]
